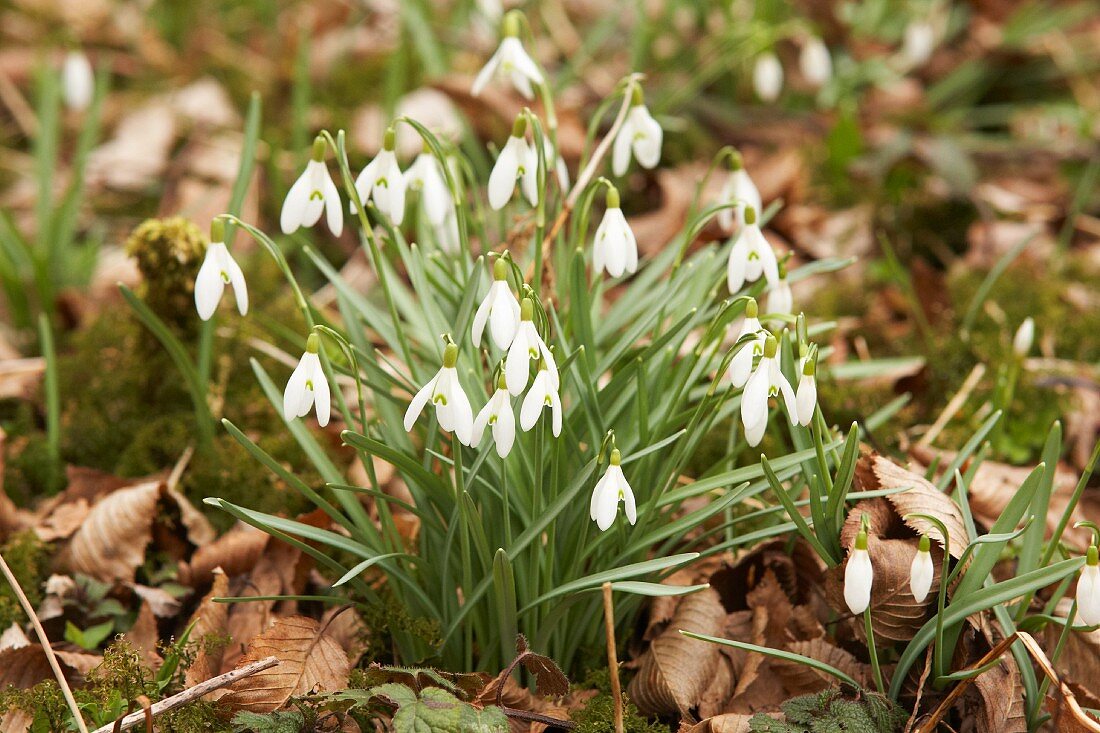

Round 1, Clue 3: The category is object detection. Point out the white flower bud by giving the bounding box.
[909,536,934,603]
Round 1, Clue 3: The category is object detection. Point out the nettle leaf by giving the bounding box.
[336,683,508,733]
[516,634,570,698]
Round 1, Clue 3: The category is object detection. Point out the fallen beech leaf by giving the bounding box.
[773,639,869,696]
[220,614,351,713]
[59,478,212,583]
[321,606,370,668]
[0,623,29,650]
[1017,632,1100,733]
[34,498,91,542]
[130,583,183,618]
[179,522,269,587]
[124,601,163,671]
[968,656,1026,733]
[61,479,163,583]
[858,454,969,557]
[184,568,230,687]
[0,707,33,733]
[0,644,101,690]
[683,713,757,733]
[628,588,728,717]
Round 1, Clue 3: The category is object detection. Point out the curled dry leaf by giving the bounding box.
[220,614,351,713]
[59,478,210,583]
[682,713,760,733]
[1017,632,1100,733]
[628,587,729,717]
[179,522,269,587]
[124,601,163,672]
[184,568,230,688]
[0,644,101,690]
[856,454,969,557]
[773,639,869,697]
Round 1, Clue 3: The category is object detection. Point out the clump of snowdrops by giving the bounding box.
[180,12,1099,712]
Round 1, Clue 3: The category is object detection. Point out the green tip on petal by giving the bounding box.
[493,257,509,281]
[520,298,534,321]
[1089,546,1098,566]
[630,85,644,107]
[306,332,321,354]
[918,535,930,553]
[605,186,620,209]
[210,218,225,243]
[511,115,528,138]
[311,136,326,162]
[610,448,621,466]
[763,334,778,358]
[744,206,757,225]
[502,9,522,38]
[745,298,758,319]
[443,343,459,368]
[383,127,396,151]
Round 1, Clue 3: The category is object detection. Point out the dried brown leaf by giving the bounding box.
[124,601,163,671]
[184,568,230,687]
[0,644,101,690]
[61,479,163,583]
[179,522,269,587]
[773,639,869,696]
[857,454,969,557]
[628,587,728,718]
[683,713,757,733]
[221,614,350,713]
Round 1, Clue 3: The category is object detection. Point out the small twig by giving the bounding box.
[0,550,90,733]
[912,633,1018,733]
[917,363,986,449]
[602,582,625,733]
[88,656,279,733]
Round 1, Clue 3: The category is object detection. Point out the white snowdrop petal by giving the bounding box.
[194,250,225,321]
[403,373,438,431]
[909,550,934,603]
[843,549,873,615]
[283,358,310,421]
[796,375,817,426]
[494,401,516,457]
[471,48,503,97]
[612,119,634,177]
[280,169,313,234]
[313,364,331,427]
[488,139,522,210]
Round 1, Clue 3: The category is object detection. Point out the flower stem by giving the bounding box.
[864,608,885,693]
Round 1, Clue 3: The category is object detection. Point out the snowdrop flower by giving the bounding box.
[766,263,793,319]
[283,333,330,427]
[727,206,779,294]
[489,116,539,210]
[909,535,934,603]
[1013,317,1034,357]
[472,373,516,458]
[403,341,474,445]
[612,87,663,177]
[795,354,817,427]
[472,257,521,350]
[799,36,832,89]
[520,361,562,436]
[280,136,343,237]
[506,298,558,394]
[903,20,936,67]
[62,50,94,111]
[406,148,452,227]
[753,52,783,102]
[195,219,247,320]
[354,128,407,225]
[590,449,637,531]
[436,212,461,254]
[472,11,544,100]
[593,186,638,278]
[844,521,874,615]
[1079,546,1100,626]
[741,334,796,447]
[717,152,762,233]
[727,298,765,388]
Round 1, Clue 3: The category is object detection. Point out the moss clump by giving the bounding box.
[0,679,71,731]
[0,531,49,629]
[158,701,233,732]
[124,217,207,334]
[571,693,668,733]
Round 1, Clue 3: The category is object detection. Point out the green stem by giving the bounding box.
[864,608,885,693]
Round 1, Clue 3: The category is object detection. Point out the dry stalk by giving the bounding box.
[602,582,624,733]
[88,656,279,733]
[0,549,90,733]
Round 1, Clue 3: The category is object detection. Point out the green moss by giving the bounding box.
[158,701,233,732]
[0,531,49,629]
[571,693,668,733]
[125,217,208,335]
